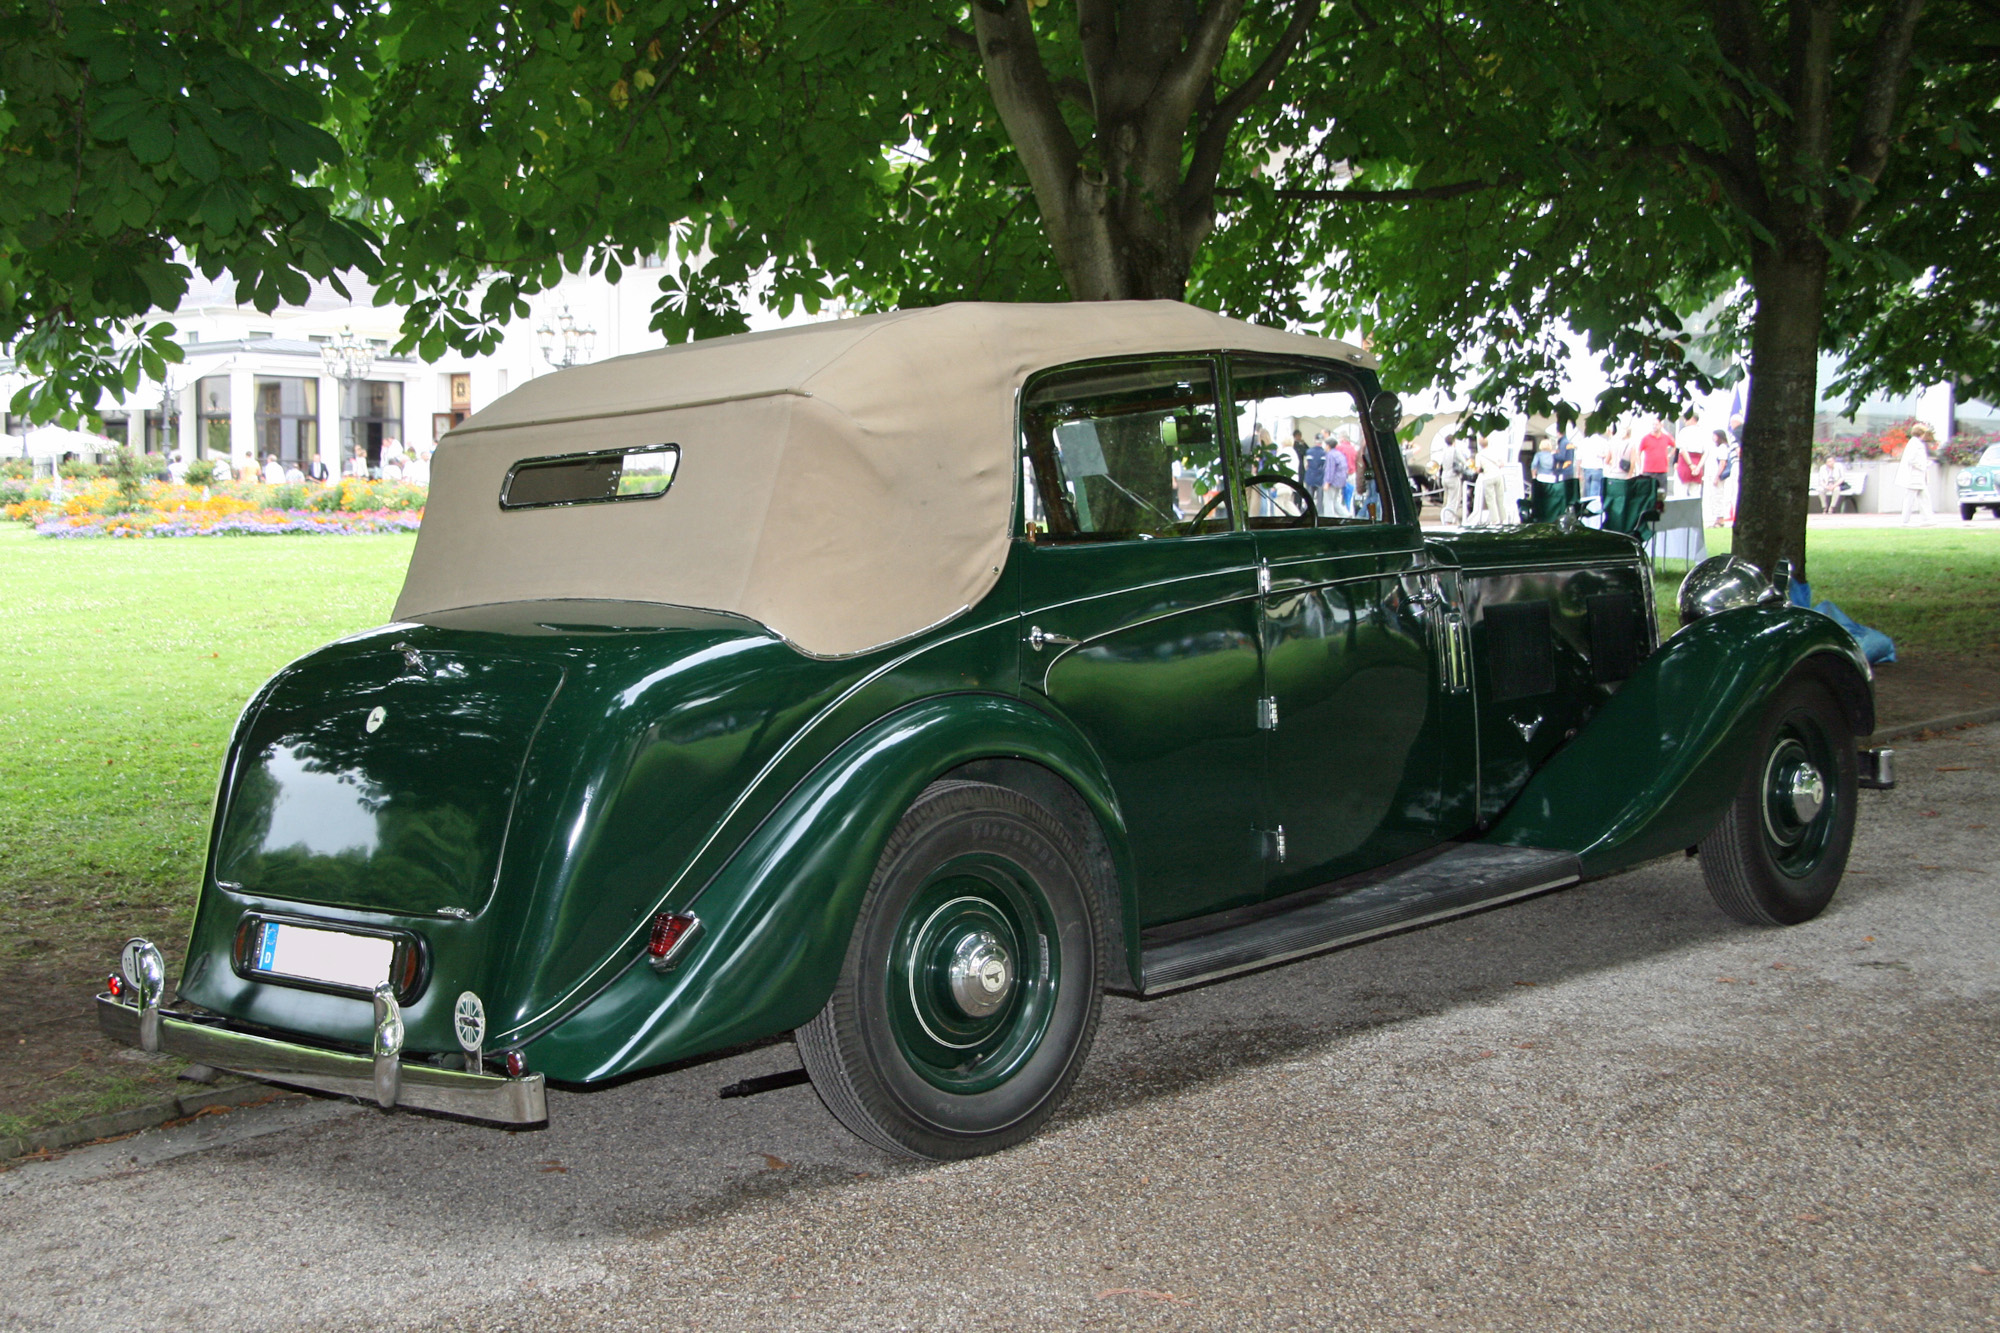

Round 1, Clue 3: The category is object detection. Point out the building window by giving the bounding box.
[195,376,231,459]
[100,414,131,450]
[342,380,404,474]
[255,376,319,473]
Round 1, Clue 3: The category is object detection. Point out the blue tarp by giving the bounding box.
[1790,579,1897,665]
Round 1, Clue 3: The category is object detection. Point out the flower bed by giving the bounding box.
[33,509,423,538]
[3,477,425,537]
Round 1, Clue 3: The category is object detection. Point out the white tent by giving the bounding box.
[23,424,116,458]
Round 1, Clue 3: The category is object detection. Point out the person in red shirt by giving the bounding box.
[1638,419,1676,478]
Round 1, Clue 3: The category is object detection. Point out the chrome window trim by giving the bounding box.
[498,443,681,511]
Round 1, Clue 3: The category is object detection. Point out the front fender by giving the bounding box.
[1484,605,1872,877]
[525,692,1129,1082]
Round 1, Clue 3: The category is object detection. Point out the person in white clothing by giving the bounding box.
[1899,424,1934,525]
[1705,429,1737,527]
[262,454,284,484]
[1475,435,1513,525]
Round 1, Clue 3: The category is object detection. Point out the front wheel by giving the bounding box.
[1964,503,1978,522]
[1698,677,1858,926]
[797,780,1103,1159]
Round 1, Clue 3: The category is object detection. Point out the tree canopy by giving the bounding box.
[5,1,1999,571]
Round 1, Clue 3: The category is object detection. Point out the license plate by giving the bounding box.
[252,921,395,992]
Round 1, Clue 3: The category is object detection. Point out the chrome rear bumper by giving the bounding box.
[96,994,547,1125]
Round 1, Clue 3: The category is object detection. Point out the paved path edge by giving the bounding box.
[1869,703,2000,742]
[0,1080,299,1164]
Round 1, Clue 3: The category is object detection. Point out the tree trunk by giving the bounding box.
[1735,239,1828,583]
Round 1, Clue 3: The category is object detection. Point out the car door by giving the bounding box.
[1227,355,1474,897]
[1016,356,1266,927]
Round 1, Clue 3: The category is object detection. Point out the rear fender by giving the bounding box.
[1484,606,1872,877]
[525,692,1131,1082]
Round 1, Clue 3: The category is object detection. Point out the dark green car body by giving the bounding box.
[167,373,1875,1093]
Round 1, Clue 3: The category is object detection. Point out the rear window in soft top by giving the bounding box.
[500,445,680,509]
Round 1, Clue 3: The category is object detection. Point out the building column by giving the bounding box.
[317,374,340,480]
[228,367,255,476]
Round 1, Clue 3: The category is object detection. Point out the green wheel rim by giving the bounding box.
[886,851,1059,1095]
[1759,713,1841,878]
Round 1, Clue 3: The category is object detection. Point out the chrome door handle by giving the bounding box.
[1027,626,1080,652]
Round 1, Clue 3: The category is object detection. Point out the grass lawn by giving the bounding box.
[1649,525,2000,664]
[0,525,413,1134]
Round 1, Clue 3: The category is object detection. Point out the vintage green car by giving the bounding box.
[1958,442,2000,520]
[100,302,1894,1159]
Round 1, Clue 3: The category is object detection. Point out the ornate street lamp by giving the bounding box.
[320,326,377,477]
[320,325,376,386]
[536,305,597,370]
[157,370,179,457]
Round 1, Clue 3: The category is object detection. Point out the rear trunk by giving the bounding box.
[212,647,564,918]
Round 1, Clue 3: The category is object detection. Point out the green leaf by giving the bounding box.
[127,115,174,164]
[175,123,221,181]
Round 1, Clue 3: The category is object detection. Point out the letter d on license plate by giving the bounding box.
[253,921,395,992]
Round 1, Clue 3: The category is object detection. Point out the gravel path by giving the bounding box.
[2,725,1993,1332]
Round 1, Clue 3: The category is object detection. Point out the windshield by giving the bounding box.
[1981,444,2000,468]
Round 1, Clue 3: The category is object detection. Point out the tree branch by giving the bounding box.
[1181,0,1318,214]
[1075,0,1117,113]
[970,0,1085,251]
[1704,0,1776,230]
[1834,0,1928,232]
[1216,173,1519,204]
[1153,0,1249,117]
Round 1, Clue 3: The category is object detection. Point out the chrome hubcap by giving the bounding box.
[1786,765,1826,825]
[947,930,1013,1017]
[1763,739,1826,846]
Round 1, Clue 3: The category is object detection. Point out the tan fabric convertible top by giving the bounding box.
[393,301,1374,656]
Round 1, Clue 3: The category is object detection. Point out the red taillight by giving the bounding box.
[106,973,124,998]
[505,1049,527,1078]
[648,912,697,959]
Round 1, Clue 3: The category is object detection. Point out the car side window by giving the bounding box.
[1229,357,1388,529]
[1021,359,1232,542]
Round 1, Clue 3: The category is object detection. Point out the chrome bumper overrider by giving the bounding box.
[96,994,547,1125]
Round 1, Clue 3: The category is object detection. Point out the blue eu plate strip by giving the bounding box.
[258,921,278,971]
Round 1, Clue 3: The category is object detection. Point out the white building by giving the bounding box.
[2,258,700,477]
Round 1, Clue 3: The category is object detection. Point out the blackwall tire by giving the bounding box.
[1698,676,1858,926]
[796,780,1103,1159]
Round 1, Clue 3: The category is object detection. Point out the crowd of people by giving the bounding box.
[1426,415,1742,529]
[159,438,433,487]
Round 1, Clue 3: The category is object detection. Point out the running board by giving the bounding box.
[1137,844,1583,995]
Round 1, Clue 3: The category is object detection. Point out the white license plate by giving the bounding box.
[252,921,394,992]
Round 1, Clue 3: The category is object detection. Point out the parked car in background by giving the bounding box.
[1958,442,2000,519]
[101,302,1893,1159]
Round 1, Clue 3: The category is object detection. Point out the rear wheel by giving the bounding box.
[797,780,1103,1159]
[1699,677,1858,926]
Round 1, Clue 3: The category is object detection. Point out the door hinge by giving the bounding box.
[1259,826,1287,862]
[1257,696,1279,730]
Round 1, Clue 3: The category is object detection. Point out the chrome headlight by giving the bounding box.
[1678,554,1780,625]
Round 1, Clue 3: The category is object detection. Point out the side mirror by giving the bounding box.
[1369,392,1402,440]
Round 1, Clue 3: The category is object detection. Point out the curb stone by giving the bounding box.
[0,1079,300,1164]
[1,718,1988,1167]
[1869,705,2000,743]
